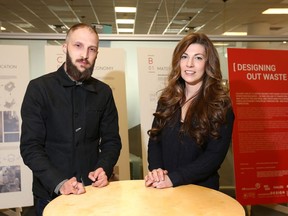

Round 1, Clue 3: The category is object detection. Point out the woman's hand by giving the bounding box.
[144,168,172,189]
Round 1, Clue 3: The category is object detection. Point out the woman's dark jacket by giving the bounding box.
[148,107,234,190]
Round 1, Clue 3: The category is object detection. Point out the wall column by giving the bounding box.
[247,22,270,49]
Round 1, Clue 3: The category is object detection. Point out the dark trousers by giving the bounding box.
[35,197,51,216]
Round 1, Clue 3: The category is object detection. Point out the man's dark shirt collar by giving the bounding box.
[58,63,98,93]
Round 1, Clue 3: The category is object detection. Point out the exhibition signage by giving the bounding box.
[227,48,288,205]
[0,45,33,209]
[137,47,173,173]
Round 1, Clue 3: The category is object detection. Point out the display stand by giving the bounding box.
[0,208,22,216]
[244,204,288,215]
[262,204,288,214]
[220,185,288,215]
[245,205,251,216]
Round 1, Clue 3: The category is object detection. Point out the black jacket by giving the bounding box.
[148,107,234,190]
[20,64,121,199]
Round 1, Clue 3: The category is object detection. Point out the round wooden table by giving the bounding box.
[43,180,245,216]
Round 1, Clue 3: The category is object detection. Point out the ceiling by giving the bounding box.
[1,0,288,36]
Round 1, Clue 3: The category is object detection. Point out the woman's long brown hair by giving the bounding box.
[148,33,232,146]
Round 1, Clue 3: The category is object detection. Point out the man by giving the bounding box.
[20,23,121,215]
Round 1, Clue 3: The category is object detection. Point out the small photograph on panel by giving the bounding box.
[1,81,16,110]
[0,165,21,193]
[3,111,19,142]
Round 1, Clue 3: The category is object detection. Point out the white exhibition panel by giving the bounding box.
[0,45,33,209]
[137,47,173,174]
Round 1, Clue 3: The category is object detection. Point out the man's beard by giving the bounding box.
[66,51,95,82]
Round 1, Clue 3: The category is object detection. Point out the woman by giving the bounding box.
[144,33,234,190]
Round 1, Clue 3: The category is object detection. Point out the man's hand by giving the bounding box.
[88,167,108,187]
[59,177,86,195]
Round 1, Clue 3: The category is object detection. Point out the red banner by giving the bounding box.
[227,48,288,205]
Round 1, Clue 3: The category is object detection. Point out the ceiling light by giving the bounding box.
[172,20,189,25]
[213,43,229,46]
[193,25,205,31]
[180,7,201,13]
[118,28,134,33]
[17,23,34,28]
[223,32,247,36]
[116,19,135,24]
[164,29,181,33]
[262,8,288,14]
[115,7,136,13]
[48,24,67,29]
[1,26,6,31]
